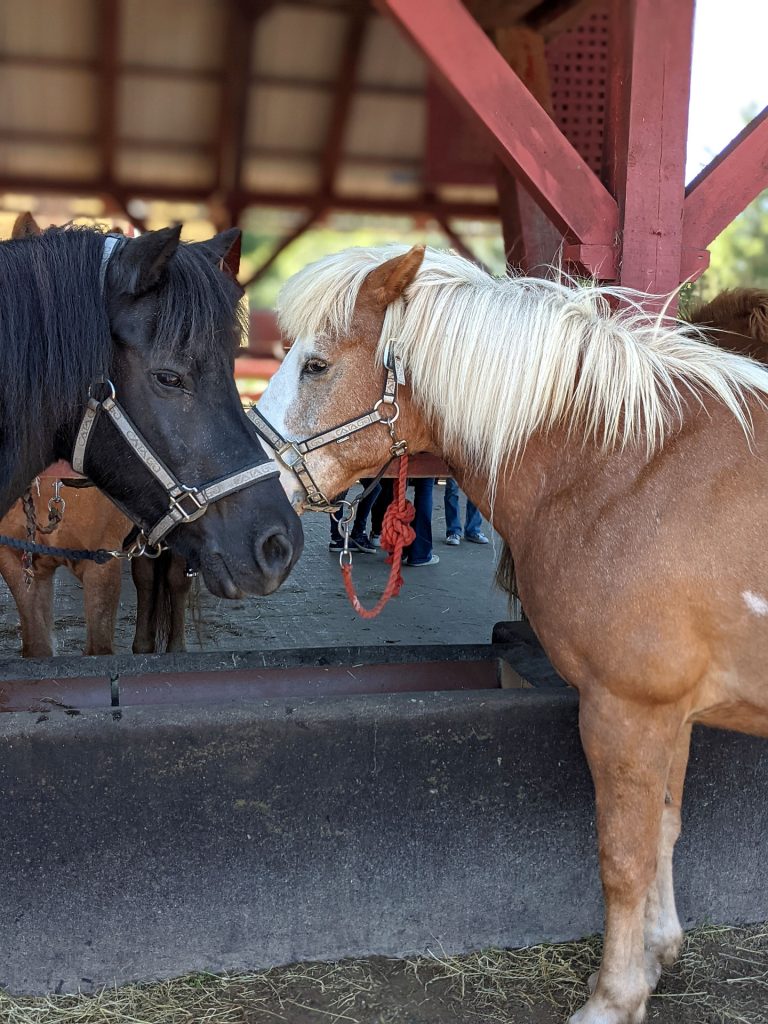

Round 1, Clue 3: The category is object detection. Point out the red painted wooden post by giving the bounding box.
[376,0,618,268]
[494,26,563,275]
[603,0,695,301]
[684,106,768,255]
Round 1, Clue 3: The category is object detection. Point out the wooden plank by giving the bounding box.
[493,25,564,274]
[0,172,499,219]
[377,0,617,245]
[97,0,120,186]
[683,106,768,253]
[319,10,368,194]
[602,0,695,297]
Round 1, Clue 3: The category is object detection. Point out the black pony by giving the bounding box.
[0,225,303,597]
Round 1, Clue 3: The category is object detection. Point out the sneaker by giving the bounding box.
[405,553,440,567]
[350,532,377,554]
[371,533,381,548]
[445,533,461,546]
[465,532,490,545]
[328,538,344,551]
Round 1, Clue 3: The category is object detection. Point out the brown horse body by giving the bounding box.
[258,250,768,1024]
[0,213,191,657]
[0,477,193,657]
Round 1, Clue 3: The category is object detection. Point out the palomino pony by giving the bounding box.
[257,245,768,1024]
[0,222,302,599]
[0,213,192,657]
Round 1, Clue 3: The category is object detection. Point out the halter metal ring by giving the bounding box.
[374,398,400,425]
[87,378,116,402]
[337,499,356,527]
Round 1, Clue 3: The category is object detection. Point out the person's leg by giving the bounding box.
[329,489,349,545]
[353,479,382,536]
[464,497,485,538]
[371,479,393,536]
[405,478,436,565]
[444,478,462,537]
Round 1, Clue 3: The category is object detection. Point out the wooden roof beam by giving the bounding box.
[97,0,120,188]
[683,106,768,259]
[318,9,368,196]
[377,0,618,268]
[600,0,696,298]
[215,0,268,226]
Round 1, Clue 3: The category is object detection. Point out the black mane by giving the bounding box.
[0,227,111,471]
[0,227,245,481]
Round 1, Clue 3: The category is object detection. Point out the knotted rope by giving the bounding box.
[341,453,415,619]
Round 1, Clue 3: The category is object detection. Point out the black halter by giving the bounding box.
[72,233,281,549]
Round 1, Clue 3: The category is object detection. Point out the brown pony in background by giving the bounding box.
[0,213,192,656]
[689,287,768,359]
[257,244,768,1024]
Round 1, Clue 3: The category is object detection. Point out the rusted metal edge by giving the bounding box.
[0,643,555,714]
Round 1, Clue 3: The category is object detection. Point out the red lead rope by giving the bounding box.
[340,453,415,619]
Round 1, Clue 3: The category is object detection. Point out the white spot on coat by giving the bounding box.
[743,590,768,616]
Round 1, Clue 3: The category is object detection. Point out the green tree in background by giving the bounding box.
[692,188,768,302]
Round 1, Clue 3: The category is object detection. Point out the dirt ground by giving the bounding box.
[2,926,767,1023]
[0,481,509,657]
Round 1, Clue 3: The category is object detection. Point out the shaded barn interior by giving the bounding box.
[2,0,765,301]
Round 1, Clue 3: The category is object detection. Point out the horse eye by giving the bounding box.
[303,358,328,376]
[154,370,183,389]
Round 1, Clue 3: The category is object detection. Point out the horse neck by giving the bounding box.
[435,428,642,557]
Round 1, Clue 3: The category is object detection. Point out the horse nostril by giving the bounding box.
[254,528,293,578]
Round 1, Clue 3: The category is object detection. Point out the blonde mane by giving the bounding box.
[277,245,768,484]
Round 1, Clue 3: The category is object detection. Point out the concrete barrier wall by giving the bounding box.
[2,688,767,994]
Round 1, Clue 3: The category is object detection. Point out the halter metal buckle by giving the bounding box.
[170,486,208,522]
[278,443,304,469]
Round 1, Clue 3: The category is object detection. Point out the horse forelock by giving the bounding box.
[156,242,247,359]
[278,245,768,499]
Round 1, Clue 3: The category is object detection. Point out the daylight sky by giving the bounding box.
[687,0,768,181]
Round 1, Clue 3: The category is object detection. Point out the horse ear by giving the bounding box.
[362,245,425,307]
[200,228,242,279]
[12,212,42,239]
[116,225,182,296]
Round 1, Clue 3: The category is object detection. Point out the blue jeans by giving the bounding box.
[444,478,482,536]
[405,478,434,564]
[330,479,382,541]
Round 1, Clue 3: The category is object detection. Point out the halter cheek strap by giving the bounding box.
[246,342,408,514]
[72,234,280,549]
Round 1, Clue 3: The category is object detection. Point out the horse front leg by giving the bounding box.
[643,721,691,988]
[166,553,191,653]
[571,689,688,1024]
[80,560,121,656]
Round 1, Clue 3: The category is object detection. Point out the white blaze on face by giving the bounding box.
[742,590,768,617]
[258,338,308,438]
[257,338,312,511]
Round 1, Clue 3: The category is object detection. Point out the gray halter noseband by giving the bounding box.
[246,341,407,514]
[72,233,280,548]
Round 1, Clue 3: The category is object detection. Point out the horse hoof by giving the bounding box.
[569,993,647,1024]
[643,951,663,991]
